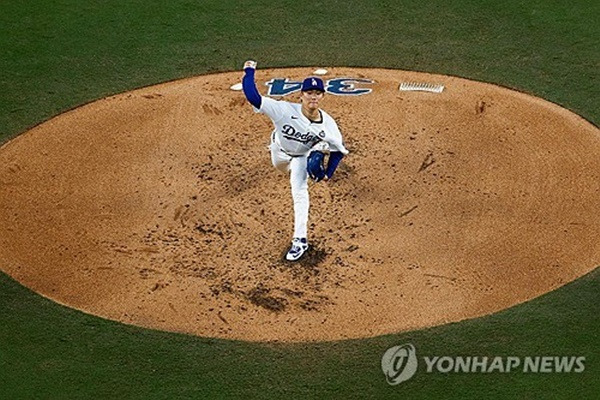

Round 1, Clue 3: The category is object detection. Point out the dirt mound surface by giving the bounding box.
[1,68,598,342]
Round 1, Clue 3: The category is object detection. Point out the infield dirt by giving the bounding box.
[1,68,598,342]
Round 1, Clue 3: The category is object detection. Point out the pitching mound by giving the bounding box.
[1,68,598,342]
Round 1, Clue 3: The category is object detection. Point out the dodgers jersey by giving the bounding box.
[257,96,349,157]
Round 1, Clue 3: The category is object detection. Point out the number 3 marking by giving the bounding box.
[326,78,374,96]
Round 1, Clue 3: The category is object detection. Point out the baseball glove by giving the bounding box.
[307,151,326,182]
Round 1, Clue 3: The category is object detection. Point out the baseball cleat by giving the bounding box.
[286,238,308,261]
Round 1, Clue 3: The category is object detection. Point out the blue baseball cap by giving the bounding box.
[301,77,325,92]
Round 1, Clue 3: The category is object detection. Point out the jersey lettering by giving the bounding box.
[281,124,320,145]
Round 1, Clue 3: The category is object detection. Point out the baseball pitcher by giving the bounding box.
[242,60,349,261]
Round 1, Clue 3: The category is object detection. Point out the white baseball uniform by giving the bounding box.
[255,96,349,239]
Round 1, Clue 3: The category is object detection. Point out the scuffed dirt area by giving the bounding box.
[0,68,599,342]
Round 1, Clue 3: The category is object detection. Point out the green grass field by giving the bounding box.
[1,1,598,398]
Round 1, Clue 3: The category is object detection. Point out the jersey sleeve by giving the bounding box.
[324,119,349,155]
[242,68,262,109]
[257,96,286,123]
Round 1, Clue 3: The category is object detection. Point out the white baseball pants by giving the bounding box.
[270,142,309,239]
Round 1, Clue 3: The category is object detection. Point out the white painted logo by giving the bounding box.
[381,343,418,385]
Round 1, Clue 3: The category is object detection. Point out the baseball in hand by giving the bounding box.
[244,60,257,70]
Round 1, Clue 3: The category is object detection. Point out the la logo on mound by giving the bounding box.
[381,343,418,385]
